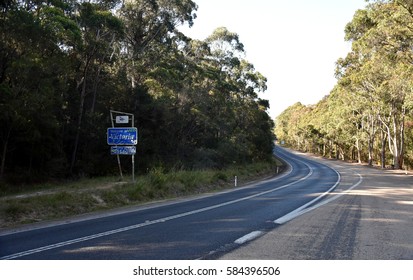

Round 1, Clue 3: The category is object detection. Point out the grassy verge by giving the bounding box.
[0,160,284,229]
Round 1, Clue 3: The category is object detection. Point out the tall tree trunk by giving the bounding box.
[0,128,11,180]
[70,57,92,174]
[355,138,362,164]
[323,142,326,157]
[381,126,387,169]
[367,114,376,166]
[392,114,400,169]
[399,108,405,169]
[90,66,101,114]
[336,144,339,160]
[367,138,374,166]
[389,110,405,170]
[379,113,404,169]
[70,79,87,174]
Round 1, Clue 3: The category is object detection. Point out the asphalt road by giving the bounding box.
[0,146,342,260]
[221,150,413,260]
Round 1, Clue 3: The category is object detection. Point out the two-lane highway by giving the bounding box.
[0,146,340,259]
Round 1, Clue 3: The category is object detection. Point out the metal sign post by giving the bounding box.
[109,110,137,182]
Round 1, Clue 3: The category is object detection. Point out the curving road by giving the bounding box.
[221,149,413,260]
[0,146,341,260]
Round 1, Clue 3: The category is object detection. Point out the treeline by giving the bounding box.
[0,0,274,183]
[275,0,413,170]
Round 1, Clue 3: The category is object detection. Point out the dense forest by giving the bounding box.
[275,0,413,170]
[0,0,275,183]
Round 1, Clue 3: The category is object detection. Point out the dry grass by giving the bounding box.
[0,160,283,229]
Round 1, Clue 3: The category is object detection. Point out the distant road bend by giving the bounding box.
[1,146,352,260]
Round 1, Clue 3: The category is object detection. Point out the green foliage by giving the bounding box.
[0,0,274,185]
[275,0,413,169]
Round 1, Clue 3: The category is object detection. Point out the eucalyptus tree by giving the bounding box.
[338,1,413,168]
[1,0,276,182]
[69,0,124,173]
[336,51,385,165]
[274,0,413,169]
[275,102,309,150]
[0,0,82,179]
[203,27,272,163]
[119,0,197,88]
[368,1,413,169]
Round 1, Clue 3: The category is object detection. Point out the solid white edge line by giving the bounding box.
[274,170,363,225]
[292,172,364,217]
[274,162,340,225]
[0,150,309,260]
[0,149,293,238]
[234,231,264,245]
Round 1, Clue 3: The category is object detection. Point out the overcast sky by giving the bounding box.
[179,0,368,119]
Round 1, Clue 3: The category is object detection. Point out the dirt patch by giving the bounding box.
[220,153,413,259]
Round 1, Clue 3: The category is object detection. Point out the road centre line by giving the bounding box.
[0,156,293,238]
[1,156,311,260]
[232,151,344,246]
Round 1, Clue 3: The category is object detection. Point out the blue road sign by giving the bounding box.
[107,127,138,145]
[111,146,136,155]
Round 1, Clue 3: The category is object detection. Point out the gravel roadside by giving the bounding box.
[220,153,413,260]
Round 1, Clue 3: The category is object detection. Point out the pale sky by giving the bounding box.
[179,0,368,119]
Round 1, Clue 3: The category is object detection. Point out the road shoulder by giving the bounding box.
[220,153,413,260]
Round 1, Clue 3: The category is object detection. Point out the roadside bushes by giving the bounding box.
[0,161,279,228]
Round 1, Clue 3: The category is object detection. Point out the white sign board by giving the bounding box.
[111,146,136,155]
[116,115,129,124]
